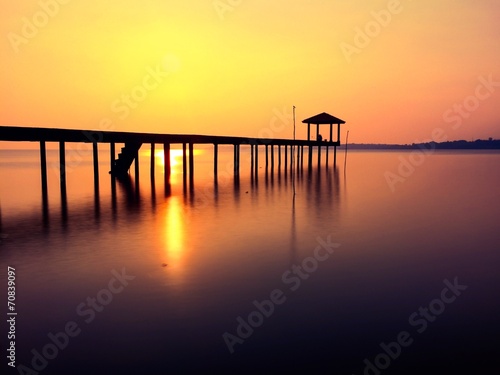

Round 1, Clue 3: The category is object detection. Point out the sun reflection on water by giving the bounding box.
[162,195,186,277]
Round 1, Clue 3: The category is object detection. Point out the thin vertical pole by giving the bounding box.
[284,144,288,168]
[271,144,274,170]
[308,145,313,170]
[150,143,155,179]
[164,143,171,177]
[134,148,139,180]
[236,144,240,175]
[307,123,310,141]
[111,140,117,208]
[344,130,349,174]
[110,142,115,172]
[59,141,66,197]
[59,141,67,221]
[329,124,333,143]
[233,143,240,176]
[292,105,296,192]
[189,143,194,186]
[93,141,100,217]
[214,144,219,176]
[40,141,48,197]
[296,145,301,170]
[254,144,259,175]
[265,144,269,169]
[93,141,99,190]
[251,144,254,174]
[111,142,117,206]
[233,144,238,176]
[164,143,171,196]
[134,147,140,196]
[182,143,187,180]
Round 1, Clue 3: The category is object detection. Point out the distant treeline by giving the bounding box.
[347,139,500,150]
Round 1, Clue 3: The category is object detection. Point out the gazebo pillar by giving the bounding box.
[307,123,311,141]
[329,124,333,143]
[337,123,341,143]
[316,124,320,140]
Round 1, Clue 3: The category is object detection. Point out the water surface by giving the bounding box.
[1,146,499,374]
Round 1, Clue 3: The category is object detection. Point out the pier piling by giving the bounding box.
[182,143,187,184]
[233,144,239,176]
[189,143,194,187]
[285,145,288,172]
[254,144,259,175]
[134,149,139,180]
[265,145,269,169]
[93,141,99,191]
[164,143,171,178]
[278,145,282,169]
[308,145,313,171]
[150,143,155,179]
[110,142,115,171]
[214,144,218,176]
[164,143,171,196]
[59,141,66,197]
[271,145,274,170]
[40,141,48,198]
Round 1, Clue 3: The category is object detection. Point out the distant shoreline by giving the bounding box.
[346,139,500,150]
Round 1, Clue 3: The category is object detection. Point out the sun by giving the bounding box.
[141,148,202,171]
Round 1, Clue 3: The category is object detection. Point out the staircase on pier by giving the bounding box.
[110,142,143,177]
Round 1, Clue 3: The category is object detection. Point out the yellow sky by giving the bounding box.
[1,0,499,144]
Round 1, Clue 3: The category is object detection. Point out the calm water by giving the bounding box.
[1,145,499,374]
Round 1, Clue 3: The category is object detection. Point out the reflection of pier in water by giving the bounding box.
[0,157,344,241]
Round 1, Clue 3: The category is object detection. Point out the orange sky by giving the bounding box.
[1,0,499,146]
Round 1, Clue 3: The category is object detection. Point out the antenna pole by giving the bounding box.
[344,130,349,174]
[292,106,296,196]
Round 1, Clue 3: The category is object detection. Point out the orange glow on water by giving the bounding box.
[141,148,203,171]
[162,196,187,281]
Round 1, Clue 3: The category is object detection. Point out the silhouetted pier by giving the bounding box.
[0,113,346,196]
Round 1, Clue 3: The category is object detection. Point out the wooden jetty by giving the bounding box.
[0,113,346,194]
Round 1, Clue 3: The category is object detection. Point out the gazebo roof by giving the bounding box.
[302,112,345,125]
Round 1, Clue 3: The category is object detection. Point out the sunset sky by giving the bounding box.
[1,0,499,145]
